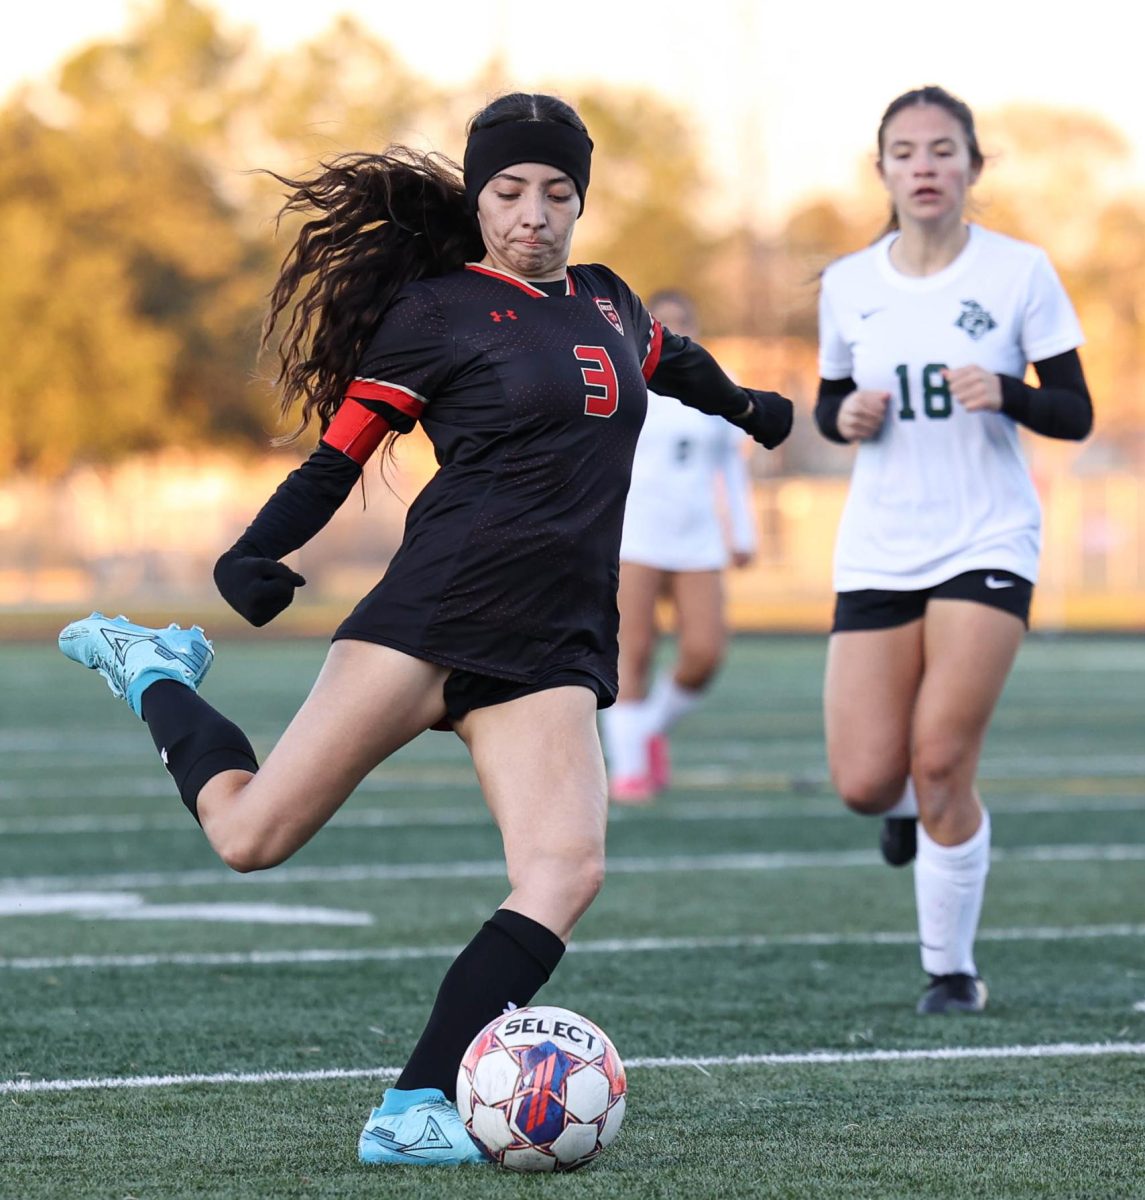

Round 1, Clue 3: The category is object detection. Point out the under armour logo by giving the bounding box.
[490,310,518,323]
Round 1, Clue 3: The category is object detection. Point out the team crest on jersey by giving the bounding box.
[954,299,997,341]
[593,297,624,335]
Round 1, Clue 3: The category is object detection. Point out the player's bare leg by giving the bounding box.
[823,621,923,813]
[668,569,727,691]
[195,641,450,870]
[460,684,607,940]
[359,684,607,1161]
[641,568,727,790]
[605,562,665,800]
[909,600,1024,1012]
[913,600,1023,841]
[615,562,664,702]
[826,620,924,864]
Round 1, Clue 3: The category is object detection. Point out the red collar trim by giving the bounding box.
[465,263,573,297]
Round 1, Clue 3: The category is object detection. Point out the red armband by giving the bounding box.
[641,320,664,382]
[321,399,390,466]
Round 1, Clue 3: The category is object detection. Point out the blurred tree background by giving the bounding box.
[1,0,1143,477]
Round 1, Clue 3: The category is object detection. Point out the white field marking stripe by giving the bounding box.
[5,1042,1145,1096]
[624,1042,1145,1069]
[88,904,374,926]
[5,792,1145,837]
[4,753,1144,794]
[0,767,478,800]
[5,842,1145,895]
[668,758,1145,782]
[3,923,1145,972]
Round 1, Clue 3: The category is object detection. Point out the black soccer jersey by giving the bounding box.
[334,262,667,697]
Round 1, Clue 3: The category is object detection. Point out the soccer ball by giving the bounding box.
[457,1004,626,1172]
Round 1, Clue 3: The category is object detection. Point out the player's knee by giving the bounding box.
[832,767,907,816]
[215,831,289,875]
[676,641,725,689]
[911,737,965,794]
[675,659,719,691]
[558,848,606,911]
[513,844,604,913]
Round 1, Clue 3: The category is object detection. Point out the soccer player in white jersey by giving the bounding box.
[603,290,758,802]
[815,86,1092,1014]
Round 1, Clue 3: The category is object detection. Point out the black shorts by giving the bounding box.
[442,667,612,723]
[832,569,1033,633]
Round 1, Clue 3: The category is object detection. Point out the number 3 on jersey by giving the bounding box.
[574,345,619,418]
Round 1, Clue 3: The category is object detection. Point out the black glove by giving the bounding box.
[733,389,794,449]
[213,543,306,627]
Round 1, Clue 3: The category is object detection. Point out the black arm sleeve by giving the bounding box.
[648,330,793,449]
[999,350,1092,441]
[814,376,856,445]
[232,441,364,561]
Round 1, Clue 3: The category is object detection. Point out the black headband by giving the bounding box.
[463,121,593,216]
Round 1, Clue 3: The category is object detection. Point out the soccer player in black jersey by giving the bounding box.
[59,92,793,1166]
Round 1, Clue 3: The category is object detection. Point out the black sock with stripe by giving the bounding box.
[396,908,566,1098]
[140,680,258,824]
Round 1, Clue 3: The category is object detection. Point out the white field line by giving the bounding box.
[5,1041,1145,1096]
[3,752,1144,801]
[3,791,1145,837]
[0,893,371,925]
[4,842,1145,895]
[3,923,1145,972]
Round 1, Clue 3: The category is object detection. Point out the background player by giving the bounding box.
[602,289,758,803]
[815,85,1092,1014]
[59,94,793,1164]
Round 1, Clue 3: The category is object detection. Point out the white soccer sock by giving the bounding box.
[884,779,919,819]
[644,670,703,736]
[913,809,991,977]
[600,701,652,780]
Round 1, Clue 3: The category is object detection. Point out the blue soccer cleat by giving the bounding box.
[58,613,214,719]
[358,1087,489,1167]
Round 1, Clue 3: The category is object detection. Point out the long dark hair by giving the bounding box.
[262,92,586,443]
[876,85,984,236]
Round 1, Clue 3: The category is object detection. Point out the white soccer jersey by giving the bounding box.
[819,224,1084,591]
[620,391,756,571]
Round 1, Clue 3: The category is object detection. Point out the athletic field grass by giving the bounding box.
[2,633,1143,1198]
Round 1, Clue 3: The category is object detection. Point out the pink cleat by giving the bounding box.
[647,734,671,792]
[609,774,656,805]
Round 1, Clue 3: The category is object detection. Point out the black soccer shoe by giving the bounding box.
[879,816,917,867]
[916,973,988,1015]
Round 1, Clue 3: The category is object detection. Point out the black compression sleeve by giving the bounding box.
[234,441,363,561]
[648,332,764,419]
[999,350,1092,441]
[815,377,855,444]
[648,330,792,447]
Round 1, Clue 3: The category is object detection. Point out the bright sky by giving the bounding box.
[5,0,1141,227]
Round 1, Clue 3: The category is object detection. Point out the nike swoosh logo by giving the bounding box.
[859,309,884,320]
[985,575,1015,589]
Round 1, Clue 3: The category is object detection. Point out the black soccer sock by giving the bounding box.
[140,680,259,824]
[396,908,566,1098]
